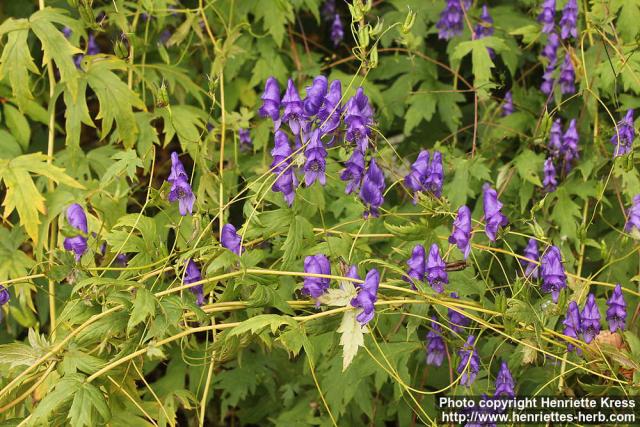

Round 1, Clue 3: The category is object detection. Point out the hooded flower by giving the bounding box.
[74,33,99,68]
[449,205,472,259]
[345,87,374,153]
[169,152,188,183]
[541,62,556,95]
[302,254,331,298]
[340,149,365,194]
[322,0,336,20]
[548,118,563,158]
[221,224,243,255]
[563,301,582,352]
[624,195,640,233]
[611,109,635,157]
[559,0,578,39]
[303,75,328,117]
[475,5,494,39]
[351,269,380,325]
[542,32,560,63]
[238,128,252,151]
[359,158,385,218]
[494,362,515,397]
[259,77,282,127]
[0,285,10,306]
[404,151,430,203]
[482,183,508,242]
[281,79,306,135]
[457,335,480,387]
[559,53,575,95]
[184,259,204,306]
[303,129,328,187]
[581,293,601,344]
[317,79,343,137]
[425,151,444,198]
[538,0,556,33]
[271,131,299,206]
[502,91,514,117]
[331,14,344,47]
[543,157,558,193]
[404,244,426,285]
[540,245,566,303]
[426,244,448,293]
[436,0,470,40]
[562,118,579,169]
[63,204,89,261]
[426,316,446,367]
[168,177,195,216]
[521,238,540,279]
[606,284,627,333]
[448,292,471,332]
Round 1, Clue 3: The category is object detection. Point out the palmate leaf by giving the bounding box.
[0,20,38,110]
[0,153,84,244]
[68,382,111,427]
[337,309,367,372]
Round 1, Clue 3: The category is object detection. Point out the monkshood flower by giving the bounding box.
[303,75,328,117]
[331,14,344,47]
[351,269,380,325]
[449,205,472,259]
[168,156,195,217]
[404,244,426,285]
[559,53,575,95]
[304,129,328,186]
[581,293,601,344]
[321,0,336,20]
[302,254,331,298]
[606,284,627,332]
[184,259,204,306]
[115,253,129,266]
[521,238,540,279]
[426,244,448,293]
[562,118,579,168]
[543,157,558,192]
[62,26,72,38]
[221,224,243,255]
[475,5,494,39]
[317,79,342,137]
[63,204,88,261]
[282,79,306,135]
[624,195,640,233]
[74,33,99,68]
[259,77,281,127]
[340,149,365,194]
[548,118,563,158]
[238,128,252,151]
[563,301,582,352]
[448,292,470,332]
[540,62,556,95]
[0,285,10,306]
[426,151,444,198]
[457,335,480,387]
[559,0,578,40]
[169,152,188,183]
[482,183,508,242]
[426,316,446,367]
[359,158,385,218]
[404,150,430,203]
[540,245,566,303]
[271,131,299,206]
[611,109,635,157]
[494,362,515,397]
[502,91,514,117]
[538,0,556,33]
[542,32,560,63]
[436,0,469,40]
[345,87,374,153]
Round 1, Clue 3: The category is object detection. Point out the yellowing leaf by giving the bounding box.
[0,22,39,110]
[337,309,368,371]
[317,281,357,307]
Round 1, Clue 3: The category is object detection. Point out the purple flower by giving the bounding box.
[345,87,374,153]
[581,293,601,344]
[559,0,578,40]
[404,244,426,285]
[168,178,195,216]
[351,269,380,325]
[63,204,89,261]
[542,32,560,63]
[184,259,204,306]
[404,150,430,203]
[611,109,635,157]
[282,79,306,135]
[304,129,328,186]
[502,91,514,117]
[74,33,99,68]
[543,157,558,193]
[538,0,556,33]
[330,14,344,47]
[238,128,252,151]
[482,183,508,242]
[521,238,539,280]
[624,195,640,233]
[559,53,575,94]
[494,362,515,397]
[606,284,627,333]
[436,0,470,40]
[563,301,582,352]
[271,131,299,206]
[341,149,365,194]
[475,4,494,41]
[457,335,480,387]
[62,27,72,38]
[115,253,129,266]
[448,292,470,332]
[426,244,448,293]
[303,254,331,298]
[540,62,556,95]
[303,75,328,117]
[540,245,566,303]
[562,118,579,169]
[548,118,563,158]
[426,316,446,367]
[449,205,472,259]
[317,80,342,137]
[425,151,444,198]
[0,285,10,306]
[169,152,188,183]
[259,77,282,127]
[322,0,336,20]
[221,224,243,255]
[359,158,385,218]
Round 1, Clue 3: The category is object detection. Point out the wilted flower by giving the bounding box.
[221,224,243,255]
[359,158,385,218]
[436,0,470,40]
[494,362,515,397]
[559,0,578,40]
[538,0,556,33]
[559,53,575,95]
[303,76,328,117]
[482,183,508,242]
[542,32,560,63]
[426,244,448,293]
[581,293,601,344]
[0,285,10,306]
[317,80,343,137]
[448,292,470,332]
[304,129,328,186]
[610,109,635,157]
[449,205,472,259]
[426,316,446,367]
[345,87,374,153]
[624,195,640,234]
[238,128,252,151]
[563,301,582,352]
[63,204,89,261]
[521,238,540,279]
[281,79,306,135]
[540,245,566,303]
[543,157,558,192]
[184,259,204,306]
[404,151,430,203]
[351,269,380,325]
[540,63,556,95]
[475,5,494,39]
[259,77,282,127]
[330,14,344,47]
[425,151,444,198]
[302,254,331,298]
[457,335,480,387]
[606,284,627,332]
[340,149,365,194]
[502,91,514,116]
[271,131,299,206]
[404,244,426,285]
[562,118,579,169]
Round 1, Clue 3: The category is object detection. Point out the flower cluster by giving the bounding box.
[302,254,331,298]
[270,131,298,206]
[610,109,635,157]
[562,301,582,352]
[404,244,426,286]
[559,0,578,40]
[436,0,471,40]
[184,259,204,306]
[540,245,566,303]
[475,5,494,39]
[426,317,446,367]
[63,204,89,261]
[167,152,195,216]
[482,183,508,242]
[538,0,556,34]
[351,269,380,325]
[403,150,444,202]
[606,284,627,333]
[360,158,386,218]
[457,335,480,386]
[404,243,448,292]
[331,14,344,47]
[449,205,472,259]
[494,362,515,397]
[581,293,601,343]
[520,238,540,279]
[543,118,580,192]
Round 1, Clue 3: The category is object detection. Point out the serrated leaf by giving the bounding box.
[68,382,111,427]
[101,149,143,185]
[64,78,94,148]
[0,342,43,369]
[281,215,313,268]
[0,21,38,110]
[226,314,294,338]
[404,85,437,135]
[513,149,544,187]
[317,280,357,307]
[31,373,84,424]
[550,187,581,240]
[127,287,157,332]
[255,0,294,46]
[4,103,31,150]
[337,309,367,371]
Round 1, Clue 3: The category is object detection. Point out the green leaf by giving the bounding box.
[4,101,31,151]
[337,309,367,371]
[0,342,43,369]
[451,37,507,99]
[550,187,581,240]
[513,149,544,187]
[317,280,357,307]
[404,85,437,134]
[615,0,640,42]
[255,0,294,47]
[0,20,38,110]
[64,78,94,148]
[101,149,143,186]
[32,374,84,424]
[281,215,313,268]
[127,287,157,332]
[68,382,111,427]
[227,314,295,338]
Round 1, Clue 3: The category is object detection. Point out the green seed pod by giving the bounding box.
[358,24,369,50]
[348,4,364,21]
[114,38,129,59]
[402,9,416,34]
[369,19,384,37]
[368,45,378,68]
[156,82,169,108]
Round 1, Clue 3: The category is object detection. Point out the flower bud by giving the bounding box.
[358,24,369,49]
[156,82,169,108]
